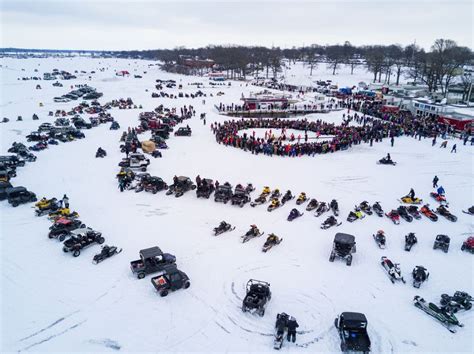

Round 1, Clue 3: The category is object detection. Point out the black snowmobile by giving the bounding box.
[433,234,450,253]
[281,190,294,204]
[267,198,281,212]
[287,208,303,221]
[330,199,339,216]
[440,291,473,313]
[92,245,122,264]
[96,148,107,158]
[273,312,289,350]
[412,266,429,288]
[306,199,318,211]
[373,230,386,249]
[320,215,341,229]
[407,205,422,219]
[436,205,457,222]
[213,221,235,236]
[262,234,283,252]
[372,201,383,217]
[380,256,405,283]
[347,208,365,222]
[241,226,264,243]
[359,201,372,215]
[413,296,463,333]
[397,205,413,222]
[250,194,267,207]
[270,189,281,199]
[404,232,418,251]
[377,157,396,165]
[462,206,474,215]
[314,201,329,217]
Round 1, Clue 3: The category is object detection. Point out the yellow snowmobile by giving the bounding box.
[35,197,59,216]
[48,208,79,221]
[400,196,423,204]
[296,192,307,205]
[267,198,281,212]
[261,186,271,196]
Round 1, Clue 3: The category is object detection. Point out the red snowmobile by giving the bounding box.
[385,210,400,225]
[420,204,438,222]
[430,192,447,204]
[461,237,474,253]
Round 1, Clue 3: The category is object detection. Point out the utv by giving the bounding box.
[174,127,192,136]
[62,227,105,257]
[433,234,450,253]
[0,155,25,168]
[0,181,13,201]
[214,184,233,204]
[130,246,176,279]
[329,233,356,266]
[166,176,196,197]
[6,186,37,207]
[141,176,168,194]
[151,265,190,297]
[196,178,215,198]
[242,279,271,316]
[48,217,85,241]
[231,188,250,208]
[335,312,371,353]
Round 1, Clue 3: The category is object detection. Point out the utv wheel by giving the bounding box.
[329,253,335,262]
[152,190,157,194]
[12,202,18,207]
[191,185,196,190]
[98,237,105,244]
[160,290,168,297]
[80,224,86,228]
[62,247,68,253]
[346,257,352,266]
[59,234,66,242]
[242,307,247,313]
[138,272,145,279]
[48,233,53,239]
[73,250,80,257]
[461,245,466,251]
[141,167,146,172]
[259,308,265,317]
[341,343,347,352]
[184,281,190,289]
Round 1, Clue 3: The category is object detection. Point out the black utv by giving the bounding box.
[214,184,233,204]
[231,187,250,208]
[196,178,215,198]
[335,312,371,353]
[151,265,190,297]
[166,176,196,197]
[0,155,25,168]
[433,234,450,253]
[242,279,271,316]
[329,233,356,266]
[0,181,13,201]
[174,127,192,136]
[130,246,176,279]
[6,186,37,207]
[62,227,105,257]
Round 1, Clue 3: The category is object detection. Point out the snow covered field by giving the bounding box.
[1,57,473,353]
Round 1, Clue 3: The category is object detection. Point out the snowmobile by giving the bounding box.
[245,183,255,194]
[400,196,423,205]
[462,206,474,215]
[404,232,418,251]
[440,291,473,313]
[213,221,235,236]
[306,199,318,211]
[347,207,365,222]
[270,189,281,199]
[267,198,281,212]
[372,201,383,217]
[241,225,264,243]
[250,194,267,207]
[314,201,329,217]
[262,234,282,252]
[373,230,386,249]
[461,237,474,253]
[92,245,122,264]
[407,205,422,220]
[436,205,457,222]
[96,148,107,158]
[261,186,271,196]
[48,208,80,222]
[397,206,413,222]
[420,204,438,221]
[412,266,429,288]
[287,208,303,221]
[385,210,400,225]
[377,157,396,165]
[34,197,59,216]
[320,215,341,229]
[330,199,339,216]
[296,192,307,205]
[359,201,372,215]
[281,190,294,204]
[380,256,405,283]
[273,312,289,350]
[433,234,450,253]
[413,296,463,333]
[430,192,447,204]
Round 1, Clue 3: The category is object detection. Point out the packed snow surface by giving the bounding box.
[1,57,473,353]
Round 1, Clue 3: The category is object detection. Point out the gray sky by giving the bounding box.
[1,0,472,50]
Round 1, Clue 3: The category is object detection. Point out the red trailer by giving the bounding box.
[438,114,473,131]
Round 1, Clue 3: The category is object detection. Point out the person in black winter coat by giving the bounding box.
[275,313,288,339]
[287,316,299,342]
[432,175,439,188]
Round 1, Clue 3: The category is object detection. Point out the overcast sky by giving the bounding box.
[0,0,472,51]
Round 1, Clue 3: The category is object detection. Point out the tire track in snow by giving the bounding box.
[18,310,80,342]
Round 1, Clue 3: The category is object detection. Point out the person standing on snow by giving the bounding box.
[62,194,69,208]
[432,175,439,188]
[451,144,457,153]
[287,316,299,343]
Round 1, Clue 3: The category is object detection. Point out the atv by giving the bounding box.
[461,237,474,253]
[433,234,450,253]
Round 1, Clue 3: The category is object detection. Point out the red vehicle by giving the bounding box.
[461,237,474,253]
[430,192,447,204]
[420,204,438,222]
